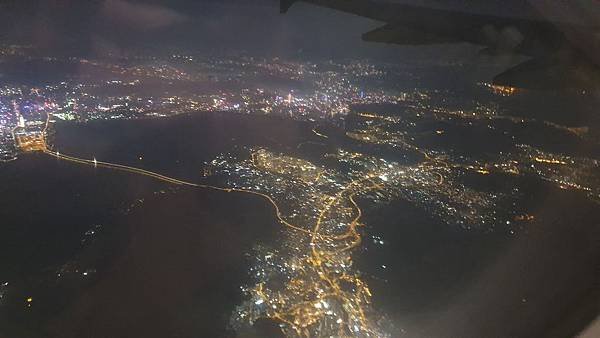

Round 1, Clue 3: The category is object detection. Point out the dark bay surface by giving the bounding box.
[51,112,327,181]
[45,188,282,338]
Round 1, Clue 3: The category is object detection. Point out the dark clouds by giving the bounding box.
[0,0,382,58]
[0,0,552,61]
[100,0,188,32]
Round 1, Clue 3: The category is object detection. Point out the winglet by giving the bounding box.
[281,0,298,13]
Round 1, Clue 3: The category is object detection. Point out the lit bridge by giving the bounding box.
[42,148,314,236]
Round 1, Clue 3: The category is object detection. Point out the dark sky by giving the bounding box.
[0,0,500,59]
[0,0,378,57]
[0,0,596,59]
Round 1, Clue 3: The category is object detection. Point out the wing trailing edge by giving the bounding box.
[362,24,461,45]
[493,54,600,90]
[280,0,298,13]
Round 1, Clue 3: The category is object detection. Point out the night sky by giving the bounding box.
[0,0,374,57]
[0,1,520,58]
[0,0,597,59]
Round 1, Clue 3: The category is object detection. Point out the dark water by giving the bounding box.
[0,153,162,337]
[51,112,324,181]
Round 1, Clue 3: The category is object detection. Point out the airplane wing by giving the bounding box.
[281,0,600,90]
[493,52,600,90]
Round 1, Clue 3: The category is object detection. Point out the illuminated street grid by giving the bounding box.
[221,109,599,336]
[493,144,600,200]
[344,107,600,204]
[221,144,511,336]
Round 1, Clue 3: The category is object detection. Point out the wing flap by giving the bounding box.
[493,55,600,90]
[362,24,460,45]
[280,0,298,13]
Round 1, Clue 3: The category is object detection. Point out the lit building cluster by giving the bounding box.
[214,100,600,335]
[220,149,392,337]
[219,142,510,335]
[0,84,58,160]
[491,144,600,200]
[0,281,8,306]
[0,50,412,161]
[214,142,510,335]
